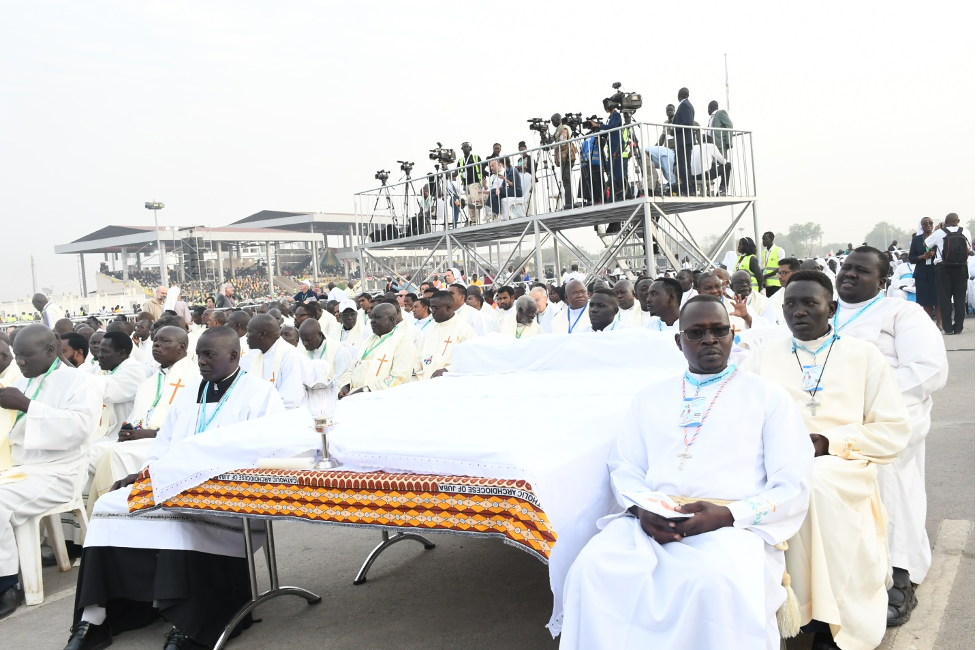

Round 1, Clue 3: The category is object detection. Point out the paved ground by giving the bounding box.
[3,323,974,650]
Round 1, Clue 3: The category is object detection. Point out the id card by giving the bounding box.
[801,365,824,392]
[679,397,706,427]
[144,409,154,425]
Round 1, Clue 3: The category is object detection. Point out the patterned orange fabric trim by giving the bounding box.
[128,469,556,561]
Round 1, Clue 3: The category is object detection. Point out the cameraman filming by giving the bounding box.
[552,113,576,210]
[457,142,483,224]
[587,98,624,203]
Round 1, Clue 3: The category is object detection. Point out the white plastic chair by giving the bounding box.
[15,492,89,605]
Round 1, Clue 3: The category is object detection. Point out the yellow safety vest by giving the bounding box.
[621,127,632,159]
[737,254,759,290]
[761,246,784,287]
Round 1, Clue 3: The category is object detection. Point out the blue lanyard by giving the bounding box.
[833,294,883,333]
[684,364,737,391]
[568,307,585,333]
[792,330,839,357]
[197,370,244,434]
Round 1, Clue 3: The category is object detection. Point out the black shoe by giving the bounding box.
[43,541,84,567]
[64,621,112,650]
[0,586,20,620]
[887,568,918,627]
[163,627,207,650]
[811,629,841,649]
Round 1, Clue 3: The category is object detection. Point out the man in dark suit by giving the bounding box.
[673,88,695,196]
[588,99,624,203]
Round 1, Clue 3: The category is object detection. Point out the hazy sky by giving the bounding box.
[1,0,974,301]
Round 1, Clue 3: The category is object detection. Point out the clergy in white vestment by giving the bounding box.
[240,314,311,411]
[499,296,544,339]
[584,289,629,332]
[834,249,948,625]
[0,326,102,618]
[334,300,364,347]
[412,297,435,336]
[643,278,683,334]
[339,304,416,397]
[226,311,253,363]
[415,291,476,380]
[612,279,644,328]
[676,269,698,307]
[464,292,493,332]
[552,280,591,334]
[760,258,799,327]
[730,270,772,327]
[491,287,518,333]
[68,326,285,649]
[633,277,656,328]
[446,284,484,335]
[81,332,104,374]
[32,293,62,329]
[298,319,353,383]
[697,272,751,343]
[86,327,200,515]
[89,332,148,474]
[561,296,813,650]
[0,341,23,388]
[529,286,557,333]
[742,271,912,650]
[326,283,348,304]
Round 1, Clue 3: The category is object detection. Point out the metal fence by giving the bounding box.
[353,121,755,244]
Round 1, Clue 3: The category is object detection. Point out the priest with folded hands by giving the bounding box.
[560,296,814,650]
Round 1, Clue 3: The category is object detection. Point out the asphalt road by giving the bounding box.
[3,324,973,650]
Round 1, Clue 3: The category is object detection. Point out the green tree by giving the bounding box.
[788,222,824,257]
[863,222,914,250]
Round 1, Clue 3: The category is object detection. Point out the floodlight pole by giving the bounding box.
[145,201,167,288]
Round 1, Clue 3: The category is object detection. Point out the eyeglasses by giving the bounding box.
[776,270,792,277]
[680,326,732,341]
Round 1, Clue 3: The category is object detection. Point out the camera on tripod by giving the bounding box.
[397,160,414,175]
[607,81,643,116]
[375,170,390,183]
[527,117,553,145]
[428,143,456,166]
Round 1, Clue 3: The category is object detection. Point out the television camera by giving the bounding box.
[374,170,390,183]
[428,143,456,166]
[607,81,642,117]
[397,160,414,176]
[527,117,553,145]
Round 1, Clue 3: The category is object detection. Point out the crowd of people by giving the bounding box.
[0,209,968,650]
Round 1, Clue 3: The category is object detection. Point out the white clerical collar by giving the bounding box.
[838,291,884,310]
[568,305,586,314]
[793,327,835,347]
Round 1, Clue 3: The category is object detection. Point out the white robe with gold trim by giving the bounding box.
[415,316,476,381]
[342,328,416,393]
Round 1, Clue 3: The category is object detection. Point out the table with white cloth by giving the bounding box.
[125,330,688,643]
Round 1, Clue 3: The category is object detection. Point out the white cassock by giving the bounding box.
[240,337,311,410]
[415,316,476,380]
[644,316,679,334]
[743,331,912,650]
[341,328,416,392]
[0,363,101,580]
[135,338,155,372]
[396,320,422,353]
[615,304,644,328]
[318,313,342,340]
[479,302,497,329]
[335,321,364,348]
[86,355,200,513]
[585,320,629,333]
[238,335,250,363]
[680,288,698,307]
[327,287,347,303]
[835,295,948,583]
[86,372,284,555]
[81,356,101,374]
[455,303,485,336]
[535,304,557,333]
[561,369,813,650]
[760,287,787,327]
[725,296,770,330]
[0,363,23,389]
[401,308,415,325]
[498,317,542,339]
[304,336,354,384]
[552,306,590,334]
[491,308,517,333]
[413,316,434,345]
[90,357,147,473]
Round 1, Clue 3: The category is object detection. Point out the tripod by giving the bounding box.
[369,179,397,242]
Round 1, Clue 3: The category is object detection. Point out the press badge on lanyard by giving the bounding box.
[801,365,824,392]
[679,397,707,427]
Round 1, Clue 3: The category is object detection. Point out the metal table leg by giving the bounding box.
[353,529,436,585]
[213,519,322,650]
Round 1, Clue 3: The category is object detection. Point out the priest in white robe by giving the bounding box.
[529,286,557,333]
[334,300,364,347]
[697,272,751,344]
[0,341,23,388]
[448,284,484,336]
[86,327,200,516]
[415,291,476,380]
[490,287,518,333]
[644,278,683,334]
[298,318,353,383]
[89,332,147,474]
[743,271,912,650]
[834,248,948,625]
[552,280,591,334]
[0,326,101,618]
[760,258,798,327]
[339,304,416,397]
[676,269,698,307]
[561,296,813,650]
[612,280,644,328]
[584,289,629,332]
[499,296,544,339]
[67,326,285,649]
[240,314,311,411]
[226,310,252,363]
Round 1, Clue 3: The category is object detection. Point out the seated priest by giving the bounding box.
[742,271,912,650]
[65,326,285,650]
[334,299,364,346]
[416,290,476,380]
[552,279,590,334]
[612,279,644,328]
[585,288,625,332]
[0,326,102,618]
[730,269,770,318]
[696,272,751,339]
[241,314,311,410]
[88,331,149,475]
[298,318,353,383]
[338,303,416,398]
[644,278,682,333]
[448,283,485,336]
[560,296,814,650]
[86,326,200,516]
[499,296,543,339]
[0,339,23,387]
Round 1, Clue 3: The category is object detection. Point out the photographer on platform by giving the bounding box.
[552,113,576,210]
[587,98,624,203]
[457,142,483,224]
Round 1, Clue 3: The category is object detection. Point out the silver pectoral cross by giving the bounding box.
[806,398,820,416]
[677,447,692,470]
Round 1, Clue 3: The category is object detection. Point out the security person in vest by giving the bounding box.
[735,236,765,292]
[620,113,639,199]
[458,142,483,224]
[760,231,786,297]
